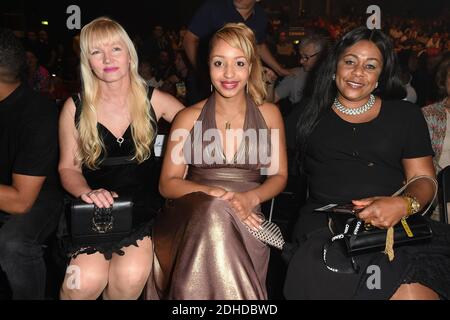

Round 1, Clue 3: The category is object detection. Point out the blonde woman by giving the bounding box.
[58,17,184,300]
[147,23,288,299]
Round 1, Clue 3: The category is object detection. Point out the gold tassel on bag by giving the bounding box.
[383,175,438,262]
[384,226,395,261]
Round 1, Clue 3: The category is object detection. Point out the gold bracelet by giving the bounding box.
[402,196,411,216]
[402,194,421,217]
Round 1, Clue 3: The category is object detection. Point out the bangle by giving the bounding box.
[402,194,421,217]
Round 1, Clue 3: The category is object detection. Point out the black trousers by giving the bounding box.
[0,192,62,300]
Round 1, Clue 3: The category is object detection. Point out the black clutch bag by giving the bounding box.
[69,197,133,246]
[330,214,432,256]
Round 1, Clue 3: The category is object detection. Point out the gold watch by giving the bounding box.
[403,194,421,217]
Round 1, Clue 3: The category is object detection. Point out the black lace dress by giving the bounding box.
[67,88,161,260]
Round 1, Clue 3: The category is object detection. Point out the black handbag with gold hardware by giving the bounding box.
[69,197,133,246]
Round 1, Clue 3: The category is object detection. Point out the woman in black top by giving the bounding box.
[284,27,450,299]
[58,17,183,300]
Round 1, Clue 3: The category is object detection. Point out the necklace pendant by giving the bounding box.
[116,137,124,147]
[225,122,231,130]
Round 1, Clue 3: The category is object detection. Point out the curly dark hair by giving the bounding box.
[296,27,406,166]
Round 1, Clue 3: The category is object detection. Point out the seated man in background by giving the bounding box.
[0,28,62,300]
[266,31,330,106]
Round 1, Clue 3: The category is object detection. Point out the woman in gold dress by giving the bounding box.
[147,23,287,299]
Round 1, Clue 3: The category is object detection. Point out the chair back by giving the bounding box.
[438,166,450,224]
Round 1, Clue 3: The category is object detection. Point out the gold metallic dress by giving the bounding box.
[146,94,271,299]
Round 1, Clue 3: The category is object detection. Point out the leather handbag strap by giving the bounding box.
[391,175,438,216]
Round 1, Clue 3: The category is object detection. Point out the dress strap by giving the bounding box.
[147,86,158,141]
[72,93,82,126]
[148,85,155,99]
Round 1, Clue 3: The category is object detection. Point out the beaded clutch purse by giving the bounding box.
[247,220,285,250]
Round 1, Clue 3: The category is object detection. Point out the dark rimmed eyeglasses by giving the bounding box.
[299,51,321,62]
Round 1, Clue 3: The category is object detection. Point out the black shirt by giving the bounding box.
[305,100,433,204]
[189,0,268,44]
[188,0,268,70]
[0,84,60,213]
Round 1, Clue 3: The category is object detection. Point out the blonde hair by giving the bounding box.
[210,23,266,105]
[78,17,155,169]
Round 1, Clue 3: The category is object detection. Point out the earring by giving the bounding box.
[332,74,336,80]
[246,83,249,94]
[211,84,213,92]
[375,82,379,88]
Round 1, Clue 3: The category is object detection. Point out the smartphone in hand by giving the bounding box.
[314,203,363,214]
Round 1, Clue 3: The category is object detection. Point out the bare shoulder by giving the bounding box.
[188,99,207,111]
[150,88,185,121]
[257,102,283,128]
[151,87,176,103]
[59,97,79,142]
[171,99,206,130]
[60,96,77,119]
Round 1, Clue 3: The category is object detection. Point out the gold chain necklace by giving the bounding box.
[218,109,244,130]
